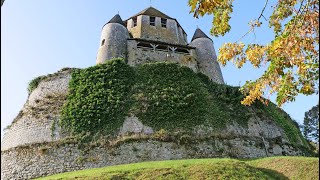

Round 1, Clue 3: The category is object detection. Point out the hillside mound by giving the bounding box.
[1,59,313,180]
[37,157,319,180]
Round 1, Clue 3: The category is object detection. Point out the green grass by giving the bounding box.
[37,156,319,180]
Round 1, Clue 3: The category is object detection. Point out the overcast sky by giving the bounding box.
[1,0,318,139]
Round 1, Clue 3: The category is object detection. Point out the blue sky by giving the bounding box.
[1,0,318,139]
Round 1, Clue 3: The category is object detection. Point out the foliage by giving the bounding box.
[60,58,135,134]
[130,62,220,131]
[198,73,251,127]
[60,60,307,148]
[303,104,319,142]
[188,0,319,106]
[60,59,308,147]
[37,157,319,180]
[28,76,46,94]
[60,61,235,135]
[308,141,319,156]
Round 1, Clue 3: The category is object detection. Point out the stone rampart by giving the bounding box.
[1,134,303,180]
[1,70,71,151]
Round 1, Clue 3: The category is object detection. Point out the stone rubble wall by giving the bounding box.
[1,70,71,151]
[1,136,303,180]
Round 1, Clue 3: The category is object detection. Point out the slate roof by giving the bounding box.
[105,14,125,27]
[129,7,172,20]
[191,28,212,42]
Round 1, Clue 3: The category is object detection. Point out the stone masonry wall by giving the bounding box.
[128,15,187,45]
[190,38,224,84]
[1,135,304,180]
[96,23,130,64]
[127,40,198,72]
[1,70,71,151]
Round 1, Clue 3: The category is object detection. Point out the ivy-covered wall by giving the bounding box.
[60,58,308,148]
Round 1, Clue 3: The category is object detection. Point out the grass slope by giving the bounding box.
[37,157,319,180]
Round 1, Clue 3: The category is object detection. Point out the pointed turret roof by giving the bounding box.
[129,7,172,20]
[191,28,212,42]
[106,14,125,27]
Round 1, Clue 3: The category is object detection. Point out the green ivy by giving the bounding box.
[60,58,134,134]
[130,62,216,131]
[59,59,308,149]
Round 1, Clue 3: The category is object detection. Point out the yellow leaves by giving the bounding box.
[218,42,245,67]
[187,0,319,107]
[188,0,234,36]
[240,81,265,106]
[245,45,266,68]
[218,43,267,69]
[301,83,314,95]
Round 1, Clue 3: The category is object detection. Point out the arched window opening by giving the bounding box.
[101,39,105,46]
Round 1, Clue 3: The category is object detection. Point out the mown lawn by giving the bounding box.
[37,156,319,180]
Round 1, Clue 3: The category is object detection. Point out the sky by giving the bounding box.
[1,0,318,139]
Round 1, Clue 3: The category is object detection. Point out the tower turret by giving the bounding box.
[96,14,130,64]
[190,28,224,84]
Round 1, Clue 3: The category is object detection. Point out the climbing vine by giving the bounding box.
[60,58,134,134]
[59,59,308,148]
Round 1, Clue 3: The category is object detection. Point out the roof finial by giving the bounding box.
[117,11,119,15]
[150,0,152,7]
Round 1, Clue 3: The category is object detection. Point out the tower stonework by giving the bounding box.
[96,7,224,83]
[96,14,130,64]
[190,28,224,84]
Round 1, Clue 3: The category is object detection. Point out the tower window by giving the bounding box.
[101,39,105,46]
[161,18,167,28]
[150,16,156,26]
[133,17,137,27]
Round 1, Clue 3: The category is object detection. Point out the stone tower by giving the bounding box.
[125,7,188,45]
[190,28,224,84]
[96,14,130,64]
[96,7,224,84]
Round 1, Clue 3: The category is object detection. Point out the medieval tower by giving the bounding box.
[96,7,224,84]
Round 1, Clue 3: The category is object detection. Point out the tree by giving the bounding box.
[188,0,319,106]
[303,104,319,143]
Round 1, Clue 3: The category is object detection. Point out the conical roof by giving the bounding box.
[191,28,212,42]
[129,7,172,20]
[106,14,125,26]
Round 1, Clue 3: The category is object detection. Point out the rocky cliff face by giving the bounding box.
[1,64,310,180]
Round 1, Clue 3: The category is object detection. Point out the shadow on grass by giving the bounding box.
[256,167,289,180]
